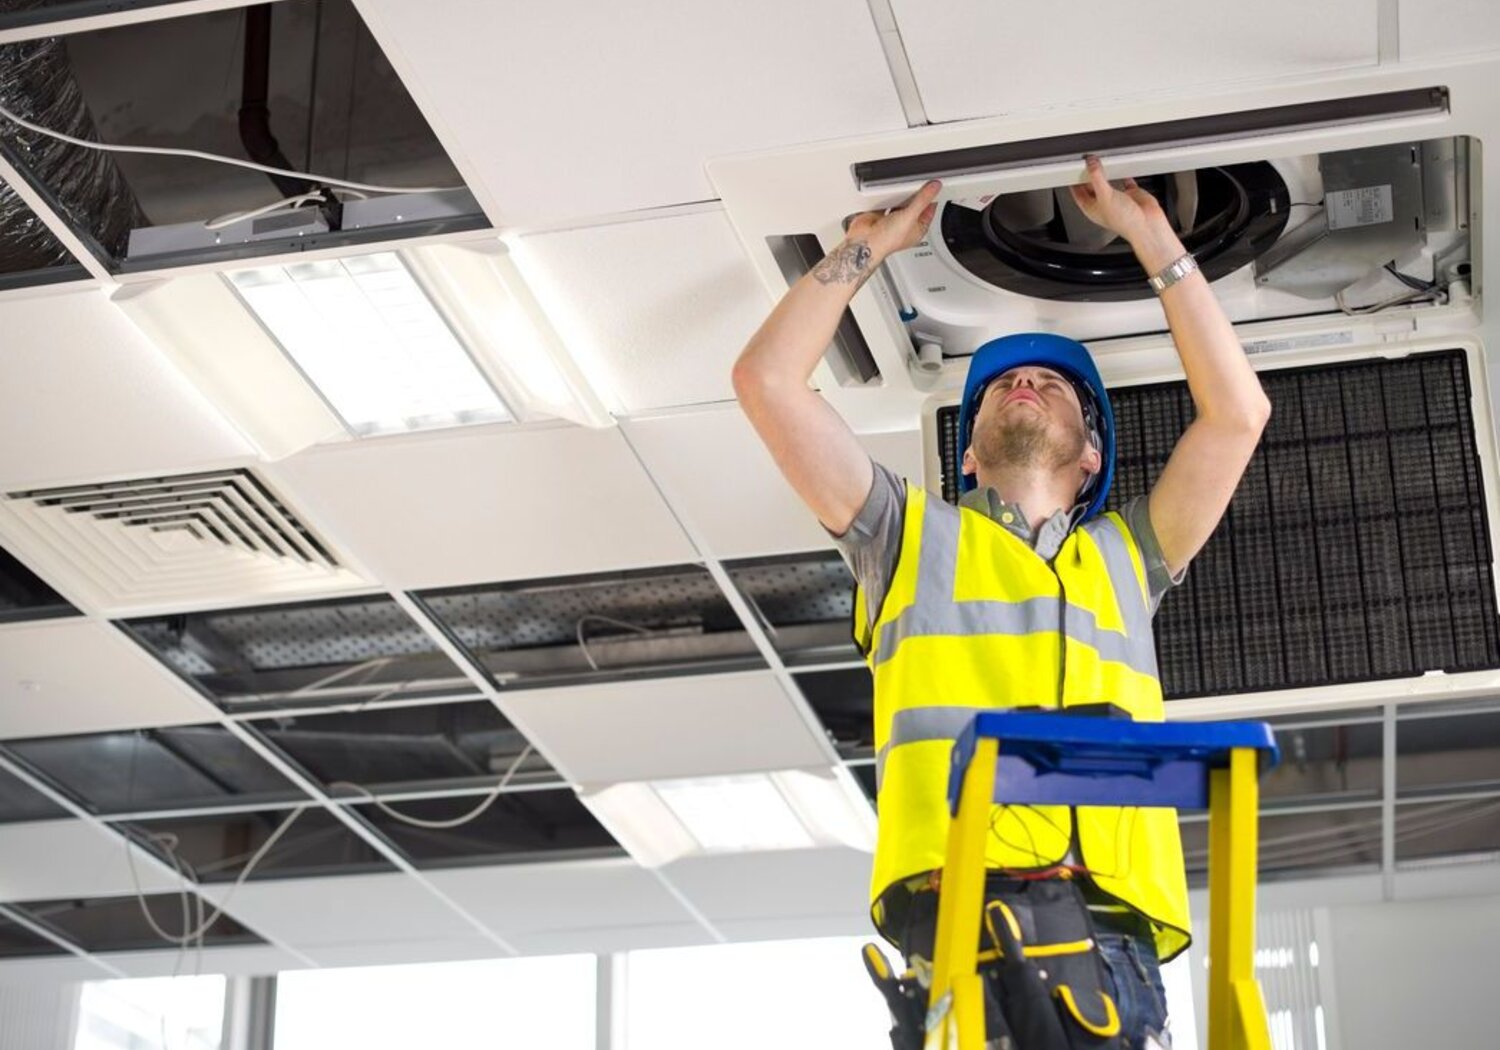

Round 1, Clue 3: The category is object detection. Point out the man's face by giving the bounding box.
[962,365,1101,483]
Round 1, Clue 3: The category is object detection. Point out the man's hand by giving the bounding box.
[818,180,942,282]
[1068,155,1167,247]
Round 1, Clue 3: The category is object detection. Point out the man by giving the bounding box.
[733,156,1269,1049]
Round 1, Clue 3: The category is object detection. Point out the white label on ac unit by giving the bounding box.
[1325,185,1395,230]
[1242,329,1355,356]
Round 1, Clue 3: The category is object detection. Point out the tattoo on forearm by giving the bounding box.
[812,239,874,286]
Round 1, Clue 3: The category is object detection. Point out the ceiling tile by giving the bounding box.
[0,954,105,983]
[889,0,1379,123]
[198,872,480,955]
[303,937,503,969]
[268,424,694,589]
[358,0,906,226]
[100,945,305,978]
[1400,1,1500,60]
[661,847,871,924]
[624,409,923,559]
[0,287,252,491]
[516,209,769,414]
[500,671,832,784]
[426,859,696,938]
[0,620,214,739]
[0,820,178,902]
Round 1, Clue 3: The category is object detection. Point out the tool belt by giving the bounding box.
[863,874,1124,1050]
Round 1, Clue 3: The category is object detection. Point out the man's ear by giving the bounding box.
[1081,443,1102,476]
[961,446,977,476]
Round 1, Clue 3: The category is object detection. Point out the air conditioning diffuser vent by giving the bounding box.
[0,469,368,614]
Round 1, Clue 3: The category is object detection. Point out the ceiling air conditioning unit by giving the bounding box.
[710,59,1500,720]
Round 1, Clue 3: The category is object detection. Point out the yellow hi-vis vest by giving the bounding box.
[856,482,1191,961]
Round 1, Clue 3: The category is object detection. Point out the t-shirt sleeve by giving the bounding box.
[1120,493,1187,616]
[827,460,906,630]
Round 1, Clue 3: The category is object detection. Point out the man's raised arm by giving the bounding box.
[1071,156,1272,577]
[732,182,940,535]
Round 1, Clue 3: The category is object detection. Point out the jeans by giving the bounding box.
[1095,931,1171,1049]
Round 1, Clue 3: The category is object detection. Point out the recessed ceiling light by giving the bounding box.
[579,768,876,867]
[226,252,512,437]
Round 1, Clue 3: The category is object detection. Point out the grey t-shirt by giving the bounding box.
[831,461,1184,629]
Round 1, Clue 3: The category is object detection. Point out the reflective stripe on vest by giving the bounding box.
[860,482,1191,962]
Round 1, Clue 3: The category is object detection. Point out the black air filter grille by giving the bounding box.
[935,349,1500,698]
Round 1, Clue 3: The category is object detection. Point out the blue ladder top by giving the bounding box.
[947,712,1280,814]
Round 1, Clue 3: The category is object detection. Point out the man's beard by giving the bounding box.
[974,411,1086,474]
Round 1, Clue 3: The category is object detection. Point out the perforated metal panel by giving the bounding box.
[126,595,480,712]
[936,349,1500,698]
[725,552,860,667]
[417,565,763,688]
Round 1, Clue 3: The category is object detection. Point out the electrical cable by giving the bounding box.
[0,101,464,196]
[203,187,367,231]
[328,743,534,830]
[123,805,308,947]
[576,614,655,671]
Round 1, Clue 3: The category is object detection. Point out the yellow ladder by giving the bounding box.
[924,712,1276,1050]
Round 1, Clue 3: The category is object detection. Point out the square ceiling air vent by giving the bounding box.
[0,468,369,615]
[1,725,303,817]
[125,594,483,714]
[0,0,484,277]
[415,565,764,690]
[0,543,76,624]
[934,349,1500,700]
[248,699,556,797]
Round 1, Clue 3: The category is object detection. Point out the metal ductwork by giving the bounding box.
[0,0,144,270]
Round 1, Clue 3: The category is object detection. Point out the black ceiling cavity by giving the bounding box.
[794,667,873,760]
[1394,797,1500,865]
[249,699,557,797]
[1257,714,1383,807]
[724,552,860,668]
[11,469,337,569]
[1396,708,1500,798]
[0,181,89,289]
[0,2,192,33]
[128,806,393,882]
[2,725,302,816]
[0,0,484,277]
[848,761,876,803]
[1180,805,1382,887]
[14,892,261,954]
[0,543,77,622]
[0,763,68,824]
[354,787,623,869]
[124,594,481,714]
[936,349,1500,699]
[415,565,764,690]
[0,908,67,958]
[941,163,1289,302]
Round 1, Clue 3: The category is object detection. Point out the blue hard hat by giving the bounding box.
[956,332,1115,520]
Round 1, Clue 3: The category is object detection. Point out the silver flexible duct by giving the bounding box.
[0,0,144,272]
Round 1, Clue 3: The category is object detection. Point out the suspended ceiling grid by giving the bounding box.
[0,0,1496,981]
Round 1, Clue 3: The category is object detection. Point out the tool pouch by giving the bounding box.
[897,876,1125,1050]
[860,942,928,1050]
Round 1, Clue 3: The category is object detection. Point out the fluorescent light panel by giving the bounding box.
[227,252,512,436]
[581,769,876,868]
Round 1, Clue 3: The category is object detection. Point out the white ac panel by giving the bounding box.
[709,56,1500,721]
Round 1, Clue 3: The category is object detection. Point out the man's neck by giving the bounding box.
[973,468,1080,532]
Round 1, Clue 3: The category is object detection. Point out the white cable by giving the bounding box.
[576,614,654,671]
[328,744,534,830]
[203,187,370,231]
[123,806,308,947]
[0,101,463,196]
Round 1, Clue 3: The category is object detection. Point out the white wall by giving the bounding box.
[0,983,80,1050]
[1327,893,1500,1050]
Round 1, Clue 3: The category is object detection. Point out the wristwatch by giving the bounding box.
[1147,252,1198,294]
